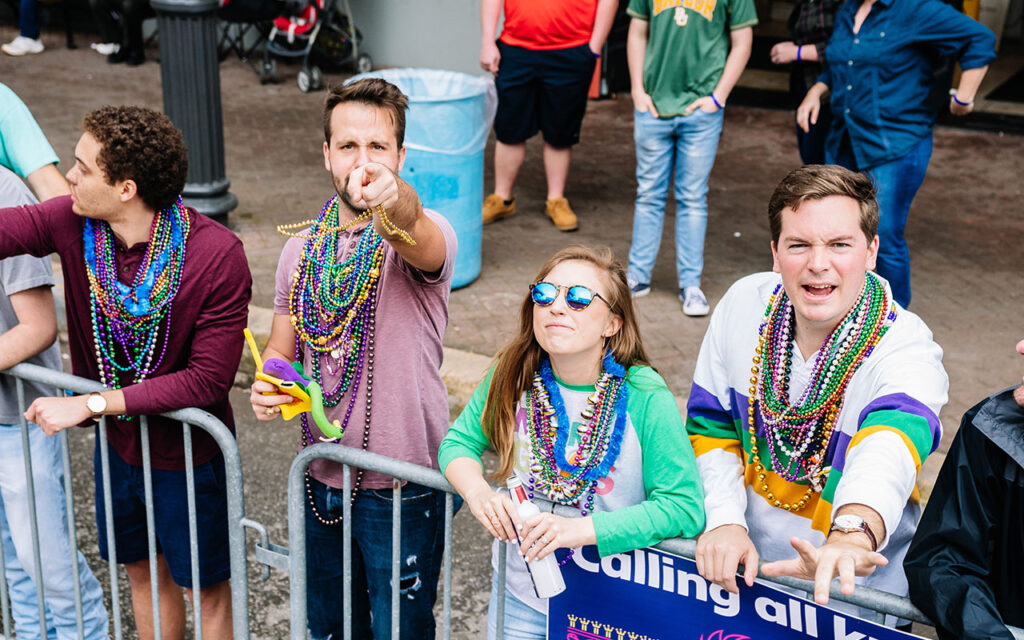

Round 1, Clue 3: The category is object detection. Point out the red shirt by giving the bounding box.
[499,0,599,50]
[0,196,252,470]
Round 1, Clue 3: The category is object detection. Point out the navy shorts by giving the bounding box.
[493,41,597,148]
[94,443,231,590]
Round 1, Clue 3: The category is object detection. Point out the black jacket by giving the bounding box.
[904,388,1024,640]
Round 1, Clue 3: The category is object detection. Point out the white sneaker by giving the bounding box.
[680,286,710,317]
[91,42,120,55]
[627,278,651,298]
[2,35,44,56]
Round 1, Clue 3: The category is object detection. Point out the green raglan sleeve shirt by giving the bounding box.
[437,365,706,557]
[592,366,705,555]
[438,367,496,473]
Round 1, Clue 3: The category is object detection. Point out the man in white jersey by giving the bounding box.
[685,165,947,620]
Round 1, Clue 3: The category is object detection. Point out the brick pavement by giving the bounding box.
[5,36,1024,479]
[2,32,1023,636]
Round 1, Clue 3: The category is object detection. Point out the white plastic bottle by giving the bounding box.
[506,475,566,599]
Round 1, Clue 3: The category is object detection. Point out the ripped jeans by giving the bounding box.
[305,477,459,639]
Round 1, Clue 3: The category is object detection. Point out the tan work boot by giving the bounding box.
[482,194,516,224]
[545,198,579,232]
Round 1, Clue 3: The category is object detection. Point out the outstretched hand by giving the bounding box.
[760,536,888,604]
[344,162,400,212]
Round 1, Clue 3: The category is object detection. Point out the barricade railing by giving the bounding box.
[3,364,1019,640]
[0,362,251,640]
[285,443,1024,640]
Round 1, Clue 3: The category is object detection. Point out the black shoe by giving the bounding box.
[108,48,144,65]
[124,49,145,66]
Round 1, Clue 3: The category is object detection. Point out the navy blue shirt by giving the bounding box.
[819,0,995,169]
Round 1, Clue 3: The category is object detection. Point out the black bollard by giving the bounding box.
[152,0,238,221]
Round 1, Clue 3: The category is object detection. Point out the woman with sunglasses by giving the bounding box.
[439,245,705,638]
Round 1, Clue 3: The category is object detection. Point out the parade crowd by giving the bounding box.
[0,0,1019,639]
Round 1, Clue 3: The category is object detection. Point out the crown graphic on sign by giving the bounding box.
[565,613,660,640]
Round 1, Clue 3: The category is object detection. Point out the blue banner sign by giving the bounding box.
[547,546,921,640]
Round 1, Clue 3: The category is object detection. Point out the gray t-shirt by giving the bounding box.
[0,165,62,424]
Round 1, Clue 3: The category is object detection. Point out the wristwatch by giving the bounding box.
[829,514,878,551]
[86,392,107,421]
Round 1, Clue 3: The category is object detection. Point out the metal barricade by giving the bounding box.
[285,444,458,640]
[0,362,251,640]
[284,443,1024,640]
[3,362,1019,640]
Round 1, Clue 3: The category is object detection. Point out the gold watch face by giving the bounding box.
[87,394,106,414]
[833,514,864,531]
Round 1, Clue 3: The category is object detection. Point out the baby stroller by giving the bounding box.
[259,0,372,92]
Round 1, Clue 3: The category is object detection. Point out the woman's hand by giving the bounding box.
[466,485,520,542]
[249,379,293,421]
[797,83,829,133]
[518,513,596,562]
[949,93,975,116]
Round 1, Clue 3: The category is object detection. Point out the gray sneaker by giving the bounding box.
[680,286,710,316]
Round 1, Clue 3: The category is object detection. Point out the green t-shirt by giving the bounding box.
[627,0,758,117]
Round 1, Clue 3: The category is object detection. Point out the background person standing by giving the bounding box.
[479,0,618,232]
[624,0,757,316]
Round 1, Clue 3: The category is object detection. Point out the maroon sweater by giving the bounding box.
[0,196,252,470]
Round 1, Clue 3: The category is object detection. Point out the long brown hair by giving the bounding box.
[481,246,651,480]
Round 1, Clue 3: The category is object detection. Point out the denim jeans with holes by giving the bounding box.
[305,476,461,640]
[627,107,724,290]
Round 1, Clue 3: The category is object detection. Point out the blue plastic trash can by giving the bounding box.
[348,69,496,289]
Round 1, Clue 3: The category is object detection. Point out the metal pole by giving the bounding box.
[151,0,238,220]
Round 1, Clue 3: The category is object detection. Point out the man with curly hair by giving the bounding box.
[0,105,252,639]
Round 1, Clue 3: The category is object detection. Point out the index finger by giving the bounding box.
[346,169,365,204]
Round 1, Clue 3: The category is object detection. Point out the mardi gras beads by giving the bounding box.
[747,273,894,512]
[84,197,190,390]
[525,352,629,515]
[284,195,388,523]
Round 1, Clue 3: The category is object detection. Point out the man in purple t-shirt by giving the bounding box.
[0,106,252,640]
[249,78,458,639]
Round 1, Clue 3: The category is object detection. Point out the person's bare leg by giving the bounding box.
[124,556,186,640]
[185,580,233,639]
[493,141,526,200]
[543,143,572,201]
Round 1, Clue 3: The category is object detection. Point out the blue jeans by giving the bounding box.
[19,0,40,38]
[486,571,547,640]
[0,423,109,640]
[627,108,724,290]
[305,477,460,639]
[833,133,932,307]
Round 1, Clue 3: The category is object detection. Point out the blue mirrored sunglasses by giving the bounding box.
[530,282,611,311]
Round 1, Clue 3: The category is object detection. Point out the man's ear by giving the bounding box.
[119,179,138,204]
